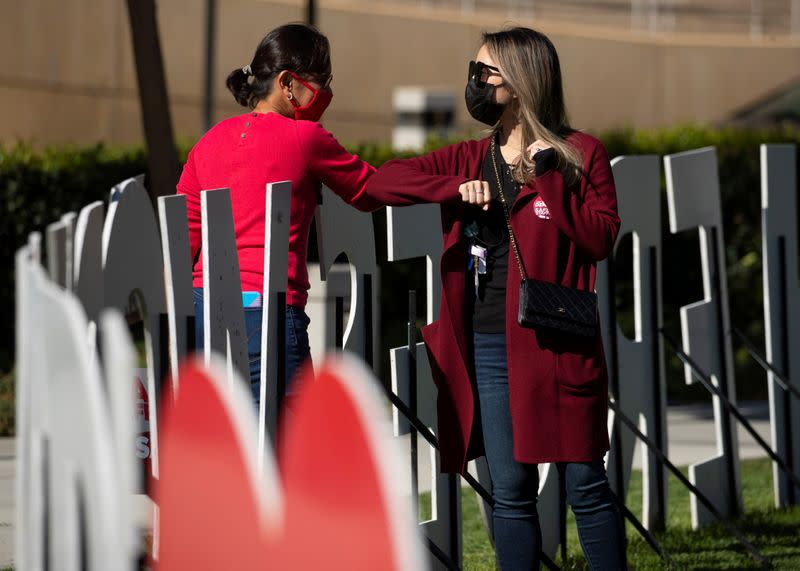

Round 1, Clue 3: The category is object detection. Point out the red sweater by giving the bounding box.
[177,112,378,308]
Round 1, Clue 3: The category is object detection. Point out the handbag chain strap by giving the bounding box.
[489,138,528,281]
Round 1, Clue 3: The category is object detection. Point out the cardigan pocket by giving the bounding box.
[552,333,604,396]
[555,352,603,396]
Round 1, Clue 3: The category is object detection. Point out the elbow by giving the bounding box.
[588,237,615,261]
[343,170,387,212]
[362,167,411,207]
[351,193,382,213]
[361,170,391,205]
[584,221,620,261]
[359,181,389,210]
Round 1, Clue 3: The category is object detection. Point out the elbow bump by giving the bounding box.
[579,230,616,261]
[593,232,618,261]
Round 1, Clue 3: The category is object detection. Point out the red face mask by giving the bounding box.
[288,72,333,122]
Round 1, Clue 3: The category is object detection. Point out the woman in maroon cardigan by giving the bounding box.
[366,28,626,570]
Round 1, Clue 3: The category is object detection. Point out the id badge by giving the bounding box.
[471,245,487,275]
[471,244,487,260]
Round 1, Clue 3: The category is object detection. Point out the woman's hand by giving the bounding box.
[528,139,557,177]
[458,180,492,211]
[527,139,553,158]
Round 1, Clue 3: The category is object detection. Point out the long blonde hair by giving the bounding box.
[482,27,582,185]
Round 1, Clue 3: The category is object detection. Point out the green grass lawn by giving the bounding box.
[422,457,800,570]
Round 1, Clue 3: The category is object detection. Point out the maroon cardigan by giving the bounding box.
[365,131,620,474]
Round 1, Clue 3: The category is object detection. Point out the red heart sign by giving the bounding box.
[155,355,425,571]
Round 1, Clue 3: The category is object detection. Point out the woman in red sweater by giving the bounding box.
[177,23,378,405]
[365,28,626,570]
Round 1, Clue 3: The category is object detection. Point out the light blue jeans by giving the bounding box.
[474,331,627,570]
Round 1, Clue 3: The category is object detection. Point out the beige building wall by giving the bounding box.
[1,0,798,148]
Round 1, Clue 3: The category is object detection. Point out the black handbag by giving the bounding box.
[489,139,598,337]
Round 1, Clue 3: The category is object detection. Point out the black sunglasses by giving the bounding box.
[468,60,502,87]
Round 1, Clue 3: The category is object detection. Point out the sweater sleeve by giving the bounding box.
[364,142,471,207]
[534,140,620,261]
[176,147,202,260]
[297,121,381,212]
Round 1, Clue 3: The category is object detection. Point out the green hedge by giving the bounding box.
[2,125,800,416]
[1,143,150,371]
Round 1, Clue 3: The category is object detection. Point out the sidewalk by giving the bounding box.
[659,400,771,468]
[0,401,776,567]
[395,400,773,494]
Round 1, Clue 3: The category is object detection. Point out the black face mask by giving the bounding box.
[465,60,505,125]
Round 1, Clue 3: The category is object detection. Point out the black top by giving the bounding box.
[469,142,557,333]
[470,145,520,333]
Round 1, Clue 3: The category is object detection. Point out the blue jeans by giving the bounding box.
[473,332,627,571]
[193,288,312,407]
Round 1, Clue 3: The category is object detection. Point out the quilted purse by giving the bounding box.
[490,139,598,337]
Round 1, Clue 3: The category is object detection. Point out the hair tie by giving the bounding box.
[242,64,252,76]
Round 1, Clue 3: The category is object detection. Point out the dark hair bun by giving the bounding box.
[226,68,253,108]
